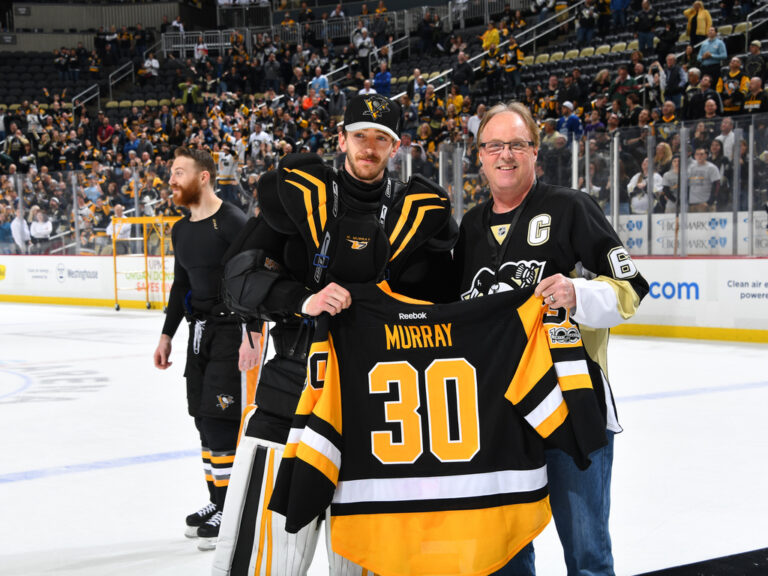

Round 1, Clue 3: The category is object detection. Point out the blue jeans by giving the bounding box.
[577,27,595,47]
[493,432,615,576]
[638,31,654,55]
[611,9,625,29]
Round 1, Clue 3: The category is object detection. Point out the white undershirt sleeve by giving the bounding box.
[570,277,625,329]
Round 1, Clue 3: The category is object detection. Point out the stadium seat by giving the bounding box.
[132,100,145,107]
[158,99,172,107]
[611,42,626,53]
[119,100,132,109]
[564,49,579,60]
[549,51,564,63]
[626,40,639,51]
[579,46,595,58]
[522,55,534,66]
[717,24,733,36]
[595,45,611,56]
[105,101,119,109]
[678,32,690,43]
[534,53,549,64]
[733,22,750,34]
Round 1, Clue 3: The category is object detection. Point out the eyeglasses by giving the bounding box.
[478,140,535,154]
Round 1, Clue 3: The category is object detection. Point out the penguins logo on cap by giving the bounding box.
[363,96,391,121]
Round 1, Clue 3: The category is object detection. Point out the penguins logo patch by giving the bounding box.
[363,96,390,120]
[461,260,547,300]
[216,394,235,411]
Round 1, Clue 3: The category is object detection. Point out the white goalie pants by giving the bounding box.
[212,409,371,576]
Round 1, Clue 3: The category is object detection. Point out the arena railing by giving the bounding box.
[108,61,134,102]
[368,35,411,75]
[72,83,101,113]
[161,28,250,60]
[400,0,586,104]
[427,111,768,257]
[745,5,768,47]
[8,167,166,257]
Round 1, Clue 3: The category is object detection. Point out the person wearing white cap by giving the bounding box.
[555,100,583,144]
[212,93,457,575]
[745,40,767,82]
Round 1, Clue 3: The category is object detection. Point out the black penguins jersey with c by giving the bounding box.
[454,180,649,431]
[269,282,607,576]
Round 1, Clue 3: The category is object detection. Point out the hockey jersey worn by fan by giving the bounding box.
[269,282,606,576]
[455,180,650,433]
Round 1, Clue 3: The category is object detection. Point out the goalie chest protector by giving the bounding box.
[259,153,454,288]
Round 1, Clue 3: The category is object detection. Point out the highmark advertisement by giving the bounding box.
[616,211,768,256]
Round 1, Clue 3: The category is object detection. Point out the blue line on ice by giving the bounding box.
[0,449,199,483]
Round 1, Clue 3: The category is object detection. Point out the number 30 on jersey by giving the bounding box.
[368,359,481,465]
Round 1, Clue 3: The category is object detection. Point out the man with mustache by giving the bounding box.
[212,94,457,575]
[152,147,259,551]
[454,103,649,576]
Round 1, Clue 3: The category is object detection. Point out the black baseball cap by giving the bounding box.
[343,94,401,141]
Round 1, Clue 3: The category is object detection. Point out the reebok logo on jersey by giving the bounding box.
[398,312,427,320]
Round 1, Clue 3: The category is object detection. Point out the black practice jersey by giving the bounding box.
[163,201,248,336]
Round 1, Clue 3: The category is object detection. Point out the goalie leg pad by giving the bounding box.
[213,415,320,576]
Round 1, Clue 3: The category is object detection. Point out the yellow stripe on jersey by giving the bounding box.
[390,205,443,261]
[331,500,551,576]
[516,294,545,340]
[507,299,551,404]
[310,335,343,433]
[377,281,432,305]
[300,340,331,413]
[284,167,328,244]
[285,178,320,247]
[389,193,442,245]
[284,441,298,459]
[558,373,594,391]
[534,399,569,438]
[296,442,340,485]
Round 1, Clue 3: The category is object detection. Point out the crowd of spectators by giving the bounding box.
[2,0,768,255]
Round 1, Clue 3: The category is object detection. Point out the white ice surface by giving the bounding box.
[1,303,767,576]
